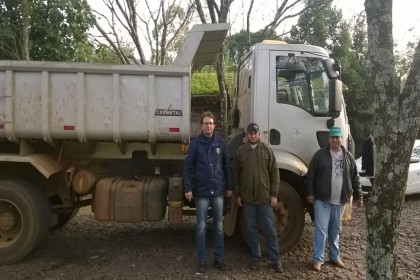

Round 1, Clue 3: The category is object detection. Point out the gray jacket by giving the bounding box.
[307,145,362,203]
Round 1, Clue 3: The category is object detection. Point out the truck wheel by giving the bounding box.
[274,180,304,253]
[0,180,51,264]
[240,180,304,254]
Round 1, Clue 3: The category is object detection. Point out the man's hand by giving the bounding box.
[185,191,193,202]
[236,196,242,207]
[226,190,232,198]
[307,196,315,204]
[270,196,278,207]
[355,199,363,208]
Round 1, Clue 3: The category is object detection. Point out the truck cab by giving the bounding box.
[226,40,350,252]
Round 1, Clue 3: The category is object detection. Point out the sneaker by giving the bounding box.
[214,259,228,271]
[197,262,206,274]
[271,262,283,273]
[248,260,259,270]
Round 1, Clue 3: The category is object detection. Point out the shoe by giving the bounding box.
[271,262,283,273]
[312,263,322,272]
[197,262,206,274]
[330,259,346,268]
[248,260,259,270]
[214,259,228,271]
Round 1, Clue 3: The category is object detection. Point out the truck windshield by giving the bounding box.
[276,56,330,116]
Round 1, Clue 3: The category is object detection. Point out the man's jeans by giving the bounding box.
[313,200,345,264]
[243,202,280,264]
[195,195,224,263]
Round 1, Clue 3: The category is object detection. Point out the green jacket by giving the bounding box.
[233,141,280,204]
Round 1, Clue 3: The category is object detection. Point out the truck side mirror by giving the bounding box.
[329,79,343,113]
[323,58,340,79]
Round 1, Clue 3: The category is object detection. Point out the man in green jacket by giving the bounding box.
[233,122,283,273]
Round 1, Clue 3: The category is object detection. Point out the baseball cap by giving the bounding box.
[329,126,343,137]
[247,122,259,133]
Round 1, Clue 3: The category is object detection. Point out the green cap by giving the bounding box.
[329,126,343,137]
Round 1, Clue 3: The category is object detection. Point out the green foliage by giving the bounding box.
[89,45,122,64]
[90,43,135,64]
[31,0,93,61]
[224,29,277,71]
[0,0,26,59]
[290,3,374,156]
[289,1,340,51]
[341,14,375,156]
[0,0,94,61]
[395,41,417,88]
[192,72,233,95]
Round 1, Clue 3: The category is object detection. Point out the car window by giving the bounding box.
[412,144,420,159]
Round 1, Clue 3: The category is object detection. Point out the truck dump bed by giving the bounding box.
[0,24,229,145]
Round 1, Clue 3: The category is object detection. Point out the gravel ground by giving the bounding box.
[1,194,419,280]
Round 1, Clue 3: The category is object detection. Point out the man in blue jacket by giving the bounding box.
[307,126,363,272]
[183,111,232,274]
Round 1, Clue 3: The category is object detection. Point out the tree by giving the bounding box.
[335,16,373,156]
[89,0,195,65]
[31,0,94,61]
[244,0,332,42]
[194,0,333,136]
[194,0,234,136]
[289,3,373,156]
[395,41,417,88]
[0,0,94,61]
[224,29,276,68]
[227,0,333,63]
[289,1,340,50]
[364,0,420,279]
[90,43,134,64]
[347,12,375,155]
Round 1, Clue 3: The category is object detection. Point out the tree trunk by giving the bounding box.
[195,0,233,137]
[364,0,420,279]
[21,0,30,61]
[215,51,229,137]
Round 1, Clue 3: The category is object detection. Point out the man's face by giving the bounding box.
[329,136,342,150]
[247,129,260,144]
[201,116,215,137]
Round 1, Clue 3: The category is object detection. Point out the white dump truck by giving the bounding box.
[0,24,350,264]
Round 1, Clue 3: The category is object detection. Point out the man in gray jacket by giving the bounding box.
[233,122,283,273]
[307,126,363,272]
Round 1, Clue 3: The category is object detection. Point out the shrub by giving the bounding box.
[191,72,233,95]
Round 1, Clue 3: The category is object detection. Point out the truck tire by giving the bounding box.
[275,180,305,253]
[0,180,51,264]
[240,180,305,254]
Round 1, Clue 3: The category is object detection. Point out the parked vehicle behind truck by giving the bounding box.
[0,24,350,264]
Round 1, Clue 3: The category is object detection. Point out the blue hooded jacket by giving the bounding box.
[183,133,232,197]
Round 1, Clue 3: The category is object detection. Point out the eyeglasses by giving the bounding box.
[202,122,214,126]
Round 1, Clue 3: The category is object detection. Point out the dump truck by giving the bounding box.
[0,24,350,264]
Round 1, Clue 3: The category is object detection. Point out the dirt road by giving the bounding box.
[1,195,420,280]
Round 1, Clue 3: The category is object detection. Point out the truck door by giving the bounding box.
[267,51,333,165]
